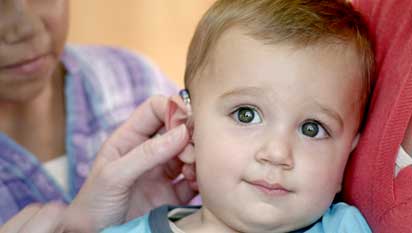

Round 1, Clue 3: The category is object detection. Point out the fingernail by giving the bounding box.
[170,124,187,142]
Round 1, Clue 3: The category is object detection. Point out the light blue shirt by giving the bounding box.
[102,202,371,233]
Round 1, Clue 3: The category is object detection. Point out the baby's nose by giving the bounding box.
[255,136,294,170]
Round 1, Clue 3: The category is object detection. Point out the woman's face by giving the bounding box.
[0,0,69,103]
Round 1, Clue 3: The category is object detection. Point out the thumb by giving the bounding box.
[110,124,189,184]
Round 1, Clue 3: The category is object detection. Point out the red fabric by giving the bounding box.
[343,0,412,232]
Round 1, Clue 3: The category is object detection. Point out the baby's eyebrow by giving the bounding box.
[219,87,264,99]
[314,101,344,129]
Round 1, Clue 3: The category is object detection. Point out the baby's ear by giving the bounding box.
[166,95,195,166]
[334,134,361,194]
[165,95,190,131]
[351,134,360,152]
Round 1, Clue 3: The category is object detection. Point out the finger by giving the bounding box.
[188,180,199,192]
[178,144,195,164]
[110,124,190,185]
[164,141,195,179]
[182,163,198,192]
[104,95,170,156]
[174,179,199,204]
[19,202,66,233]
[164,157,183,180]
[182,163,196,181]
[0,204,42,233]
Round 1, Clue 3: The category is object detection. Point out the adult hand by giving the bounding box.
[0,203,66,233]
[63,95,197,233]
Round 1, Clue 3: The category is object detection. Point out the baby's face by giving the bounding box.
[189,28,363,232]
[0,0,68,102]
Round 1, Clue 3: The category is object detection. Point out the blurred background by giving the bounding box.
[68,0,216,87]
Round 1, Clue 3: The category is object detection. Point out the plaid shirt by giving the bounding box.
[0,45,176,224]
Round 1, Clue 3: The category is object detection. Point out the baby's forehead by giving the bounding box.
[188,28,365,113]
[206,31,361,76]
[208,27,358,63]
[191,35,364,108]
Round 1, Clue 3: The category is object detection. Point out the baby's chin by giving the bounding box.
[198,205,316,233]
[222,214,309,233]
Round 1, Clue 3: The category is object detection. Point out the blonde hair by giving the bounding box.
[184,0,374,113]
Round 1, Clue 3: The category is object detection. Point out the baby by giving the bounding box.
[103,0,374,232]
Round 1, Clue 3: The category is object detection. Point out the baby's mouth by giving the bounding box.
[245,179,292,196]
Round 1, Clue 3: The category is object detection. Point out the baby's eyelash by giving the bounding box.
[303,119,331,137]
[230,104,260,115]
[316,121,331,136]
[229,105,263,125]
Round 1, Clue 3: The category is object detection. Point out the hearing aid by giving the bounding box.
[179,89,194,137]
[179,89,192,117]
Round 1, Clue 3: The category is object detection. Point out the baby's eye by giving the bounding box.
[232,107,262,124]
[300,121,329,139]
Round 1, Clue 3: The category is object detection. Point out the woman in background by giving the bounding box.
[0,0,196,231]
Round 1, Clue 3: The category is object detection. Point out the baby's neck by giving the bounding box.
[176,209,223,233]
[175,207,241,233]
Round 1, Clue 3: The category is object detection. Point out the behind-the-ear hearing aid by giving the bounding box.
[179,89,194,137]
[179,89,192,116]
